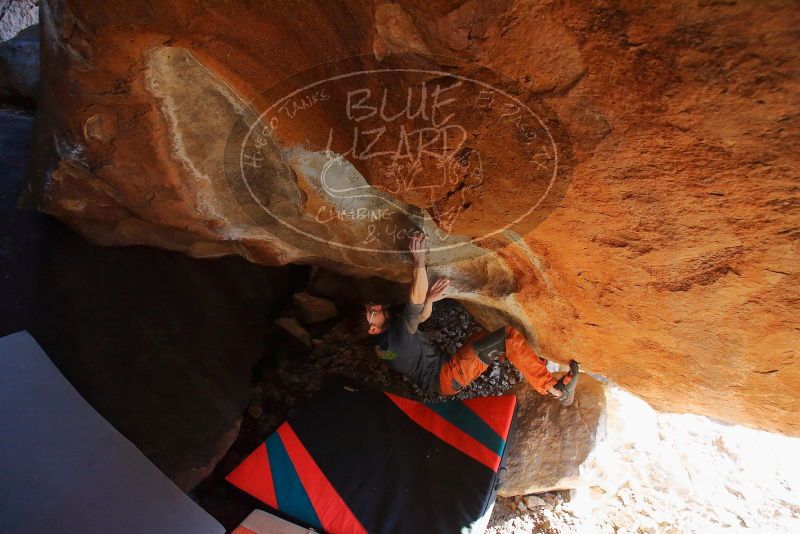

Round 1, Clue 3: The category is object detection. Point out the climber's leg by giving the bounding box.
[437,326,580,404]
[503,326,557,393]
[503,327,580,405]
[437,329,500,395]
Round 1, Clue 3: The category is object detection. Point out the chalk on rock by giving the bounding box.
[293,292,338,323]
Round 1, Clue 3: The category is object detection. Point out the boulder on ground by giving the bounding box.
[293,292,338,324]
[499,375,606,496]
[274,317,312,351]
[0,24,39,108]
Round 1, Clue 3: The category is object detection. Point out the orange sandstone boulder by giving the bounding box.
[30,0,799,434]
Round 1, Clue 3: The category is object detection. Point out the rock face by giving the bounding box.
[28,0,799,434]
[499,376,606,496]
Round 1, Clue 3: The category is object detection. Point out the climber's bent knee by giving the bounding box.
[472,327,507,364]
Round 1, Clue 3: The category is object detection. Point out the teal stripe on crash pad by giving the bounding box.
[427,401,506,457]
[265,430,322,530]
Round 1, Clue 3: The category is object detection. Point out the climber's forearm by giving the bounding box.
[409,260,428,305]
[420,298,434,322]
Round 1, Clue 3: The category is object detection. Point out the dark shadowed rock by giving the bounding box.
[1,108,291,491]
[0,24,39,108]
[293,291,338,324]
[0,111,40,334]
[27,231,290,491]
[308,267,408,307]
[274,317,312,352]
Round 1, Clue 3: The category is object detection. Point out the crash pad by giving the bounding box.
[227,379,516,534]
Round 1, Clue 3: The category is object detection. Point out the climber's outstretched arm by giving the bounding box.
[408,232,429,305]
[420,278,450,322]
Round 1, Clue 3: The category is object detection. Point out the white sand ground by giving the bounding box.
[487,385,800,533]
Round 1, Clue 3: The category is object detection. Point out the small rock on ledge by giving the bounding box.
[274,317,312,351]
[293,292,338,324]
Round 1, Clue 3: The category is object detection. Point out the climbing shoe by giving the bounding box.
[554,360,580,406]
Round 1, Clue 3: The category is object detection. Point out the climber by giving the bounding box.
[365,232,580,405]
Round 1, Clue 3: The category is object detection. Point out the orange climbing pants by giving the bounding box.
[437,326,558,396]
